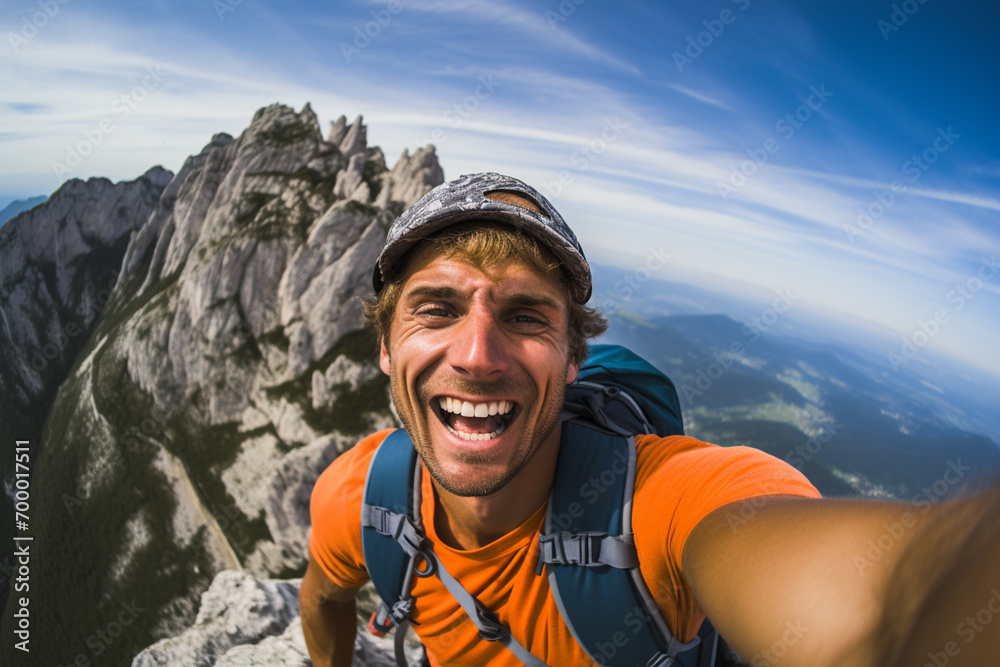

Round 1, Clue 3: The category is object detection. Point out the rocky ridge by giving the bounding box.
[131,571,421,667]
[0,166,172,450]
[0,103,444,667]
[0,167,172,616]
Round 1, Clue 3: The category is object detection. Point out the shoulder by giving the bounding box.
[631,432,820,563]
[630,435,820,640]
[634,434,820,500]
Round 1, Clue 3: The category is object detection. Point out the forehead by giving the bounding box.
[398,242,569,304]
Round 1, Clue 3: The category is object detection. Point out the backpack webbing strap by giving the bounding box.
[418,545,549,667]
[542,421,699,666]
[361,429,424,634]
[538,531,639,569]
[361,429,550,667]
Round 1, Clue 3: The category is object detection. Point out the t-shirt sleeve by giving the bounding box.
[308,429,395,590]
[633,435,822,641]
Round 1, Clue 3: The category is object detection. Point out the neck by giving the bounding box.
[432,436,560,551]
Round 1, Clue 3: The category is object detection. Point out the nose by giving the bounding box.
[448,304,509,379]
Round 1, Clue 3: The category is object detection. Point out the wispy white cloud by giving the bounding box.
[388,0,643,76]
[3,0,998,375]
[663,84,736,112]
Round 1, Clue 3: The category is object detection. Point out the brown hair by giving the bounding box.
[363,222,607,365]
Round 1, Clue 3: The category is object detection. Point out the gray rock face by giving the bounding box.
[0,168,172,615]
[0,103,443,667]
[0,167,171,414]
[132,570,305,666]
[374,146,445,214]
[132,570,412,667]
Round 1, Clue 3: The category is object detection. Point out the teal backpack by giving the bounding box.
[360,344,720,666]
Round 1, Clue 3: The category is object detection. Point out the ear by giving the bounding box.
[379,338,391,376]
[565,359,579,385]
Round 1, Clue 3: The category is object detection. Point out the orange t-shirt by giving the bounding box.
[309,429,820,666]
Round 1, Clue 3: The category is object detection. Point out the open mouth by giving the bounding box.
[434,397,519,442]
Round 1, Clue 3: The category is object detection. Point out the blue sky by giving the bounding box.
[2,0,999,375]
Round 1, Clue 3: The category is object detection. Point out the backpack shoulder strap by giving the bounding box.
[361,429,424,633]
[361,428,549,667]
[540,420,713,666]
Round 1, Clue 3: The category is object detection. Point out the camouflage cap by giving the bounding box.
[373,172,592,303]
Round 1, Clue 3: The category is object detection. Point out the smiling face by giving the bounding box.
[379,243,579,498]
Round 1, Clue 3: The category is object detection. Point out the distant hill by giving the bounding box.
[590,262,1000,440]
[600,311,1000,500]
[0,195,46,225]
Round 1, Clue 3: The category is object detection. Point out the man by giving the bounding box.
[301,172,1000,666]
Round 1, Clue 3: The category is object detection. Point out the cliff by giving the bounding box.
[0,103,443,667]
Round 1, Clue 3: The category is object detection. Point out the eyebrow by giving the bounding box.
[403,286,563,312]
[404,286,462,302]
[505,293,563,311]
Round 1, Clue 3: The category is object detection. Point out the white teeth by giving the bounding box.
[436,396,515,441]
[438,397,514,416]
[445,420,507,441]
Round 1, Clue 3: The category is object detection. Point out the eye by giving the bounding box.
[415,304,455,322]
[506,312,549,331]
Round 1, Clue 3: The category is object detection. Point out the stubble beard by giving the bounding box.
[389,369,567,498]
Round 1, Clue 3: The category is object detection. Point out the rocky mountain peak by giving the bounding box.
[0,102,443,667]
[339,115,367,158]
[0,165,172,452]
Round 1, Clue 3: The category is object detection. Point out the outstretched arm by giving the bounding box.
[682,486,1000,667]
[875,483,1000,666]
[300,554,362,667]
